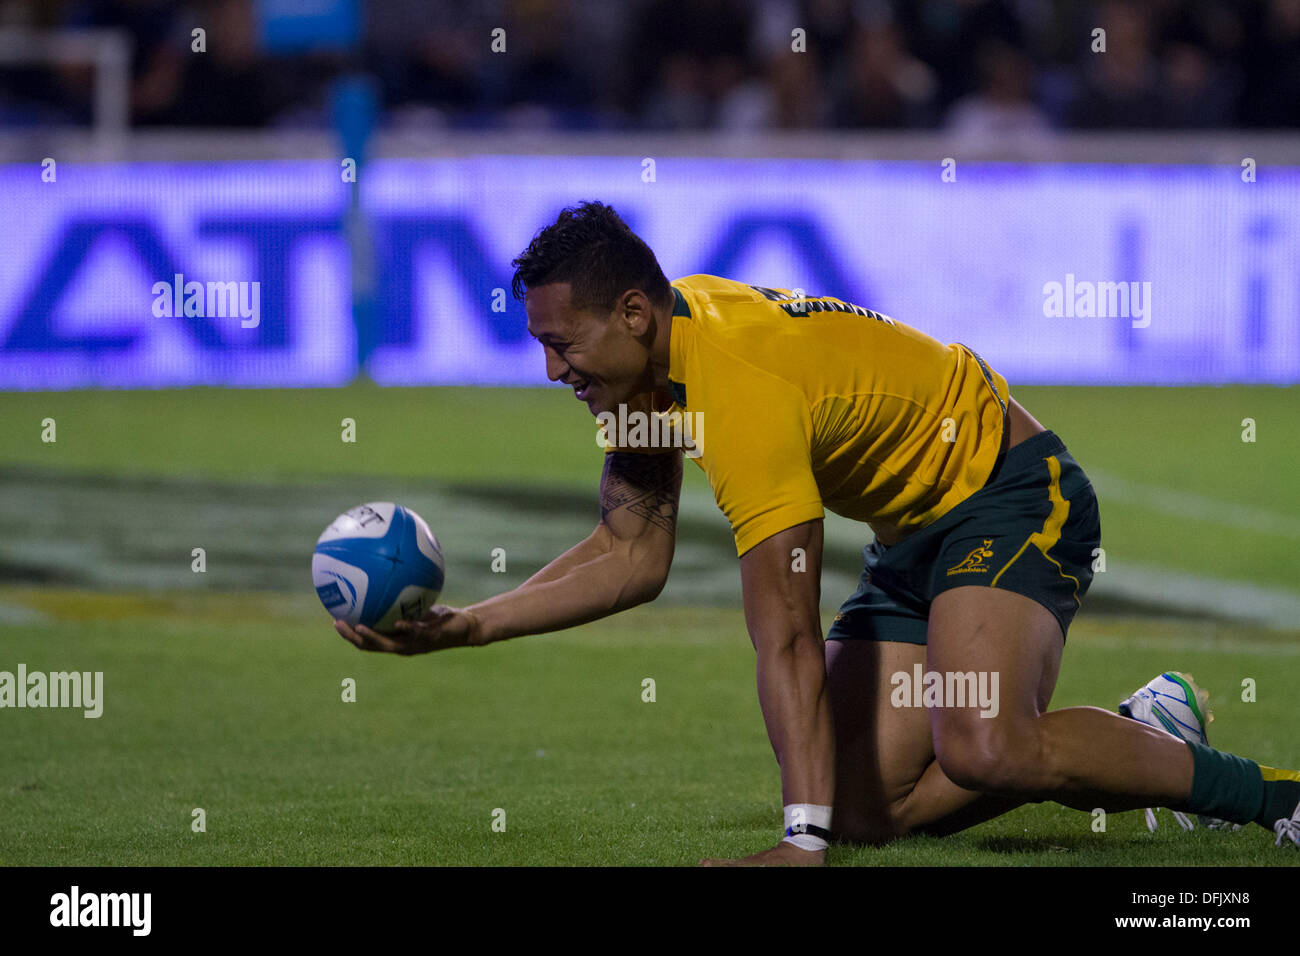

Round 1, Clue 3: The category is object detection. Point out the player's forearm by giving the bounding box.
[518,530,606,588]
[468,539,663,643]
[754,631,836,807]
[466,449,678,645]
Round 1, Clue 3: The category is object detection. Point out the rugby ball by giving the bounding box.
[312,502,445,632]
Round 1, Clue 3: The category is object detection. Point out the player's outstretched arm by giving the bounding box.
[516,449,681,591]
[702,518,833,866]
[337,450,681,655]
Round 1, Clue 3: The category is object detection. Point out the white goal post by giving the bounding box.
[0,28,131,154]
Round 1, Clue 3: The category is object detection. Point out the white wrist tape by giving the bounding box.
[782,803,832,852]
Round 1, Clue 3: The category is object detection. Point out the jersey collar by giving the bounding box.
[668,285,691,408]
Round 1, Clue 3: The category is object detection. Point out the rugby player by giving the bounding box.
[337,201,1300,865]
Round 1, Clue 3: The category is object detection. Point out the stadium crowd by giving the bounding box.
[2,0,1299,131]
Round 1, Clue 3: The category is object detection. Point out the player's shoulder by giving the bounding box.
[669,275,809,396]
[672,274,784,306]
[670,275,793,343]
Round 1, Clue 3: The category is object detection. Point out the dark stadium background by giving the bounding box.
[0,0,1297,882]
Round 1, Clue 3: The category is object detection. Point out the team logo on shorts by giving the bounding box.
[946,539,996,575]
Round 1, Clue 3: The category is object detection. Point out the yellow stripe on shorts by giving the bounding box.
[990,455,1081,605]
[1261,765,1300,783]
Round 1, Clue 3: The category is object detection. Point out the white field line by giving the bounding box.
[1074,629,1300,655]
[687,479,1300,628]
[1087,469,1300,540]
[1086,470,1300,627]
[1088,561,1300,631]
[0,601,49,624]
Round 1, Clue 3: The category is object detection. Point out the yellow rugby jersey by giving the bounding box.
[646,274,1011,557]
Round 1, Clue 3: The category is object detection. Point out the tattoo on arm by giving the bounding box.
[600,452,682,535]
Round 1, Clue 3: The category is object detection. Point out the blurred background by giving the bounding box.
[1,0,1298,867]
[3,0,1300,132]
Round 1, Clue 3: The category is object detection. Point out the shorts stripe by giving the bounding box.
[1261,765,1300,783]
[826,433,1101,645]
[990,455,1078,605]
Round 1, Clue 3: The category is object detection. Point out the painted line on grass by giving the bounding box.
[1090,560,1300,631]
[1089,469,1300,540]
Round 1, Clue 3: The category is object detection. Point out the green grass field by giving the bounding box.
[1,385,1297,866]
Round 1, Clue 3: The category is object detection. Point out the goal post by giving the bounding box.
[0,28,131,155]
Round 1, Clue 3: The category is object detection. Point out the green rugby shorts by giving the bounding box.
[826,431,1101,645]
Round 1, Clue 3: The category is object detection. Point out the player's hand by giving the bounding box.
[698,842,825,867]
[334,605,484,655]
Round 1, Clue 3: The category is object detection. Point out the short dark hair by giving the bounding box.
[511,201,672,314]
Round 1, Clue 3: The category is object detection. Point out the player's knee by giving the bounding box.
[932,713,1039,794]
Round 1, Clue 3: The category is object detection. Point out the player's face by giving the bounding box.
[524,283,655,416]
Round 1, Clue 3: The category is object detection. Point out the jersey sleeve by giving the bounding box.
[696,342,825,557]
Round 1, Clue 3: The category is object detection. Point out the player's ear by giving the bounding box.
[619,289,652,336]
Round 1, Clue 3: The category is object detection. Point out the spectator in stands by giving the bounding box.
[497,0,597,129]
[1240,0,1300,127]
[830,13,938,127]
[631,0,754,129]
[1068,1,1163,127]
[164,0,280,126]
[2,0,1299,132]
[945,38,1050,142]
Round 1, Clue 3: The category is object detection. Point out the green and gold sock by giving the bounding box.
[1255,765,1300,830]
[1181,742,1300,830]
[1183,741,1263,825]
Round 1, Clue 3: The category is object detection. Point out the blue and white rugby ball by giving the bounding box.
[312,502,445,632]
